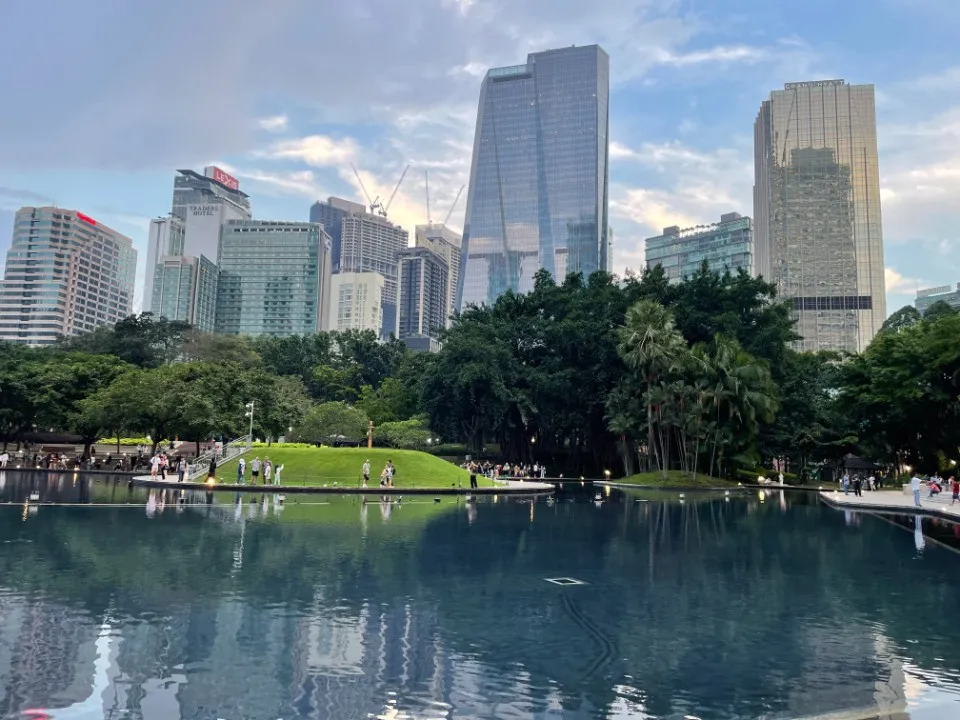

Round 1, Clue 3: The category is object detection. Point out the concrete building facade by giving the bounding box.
[398,246,449,352]
[328,271,385,334]
[0,207,136,345]
[309,196,367,272]
[415,223,461,327]
[150,255,219,332]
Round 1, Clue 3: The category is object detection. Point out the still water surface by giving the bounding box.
[1,472,960,719]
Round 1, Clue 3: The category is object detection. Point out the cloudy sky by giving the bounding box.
[1,0,958,313]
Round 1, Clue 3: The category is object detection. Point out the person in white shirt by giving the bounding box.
[150,454,160,478]
[251,457,261,485]
[273,464,283,486]
[911,474,922,507]
[263,459,272,485]
[362,460,371,487]
[0,452,8,468]
[237,457,246,484]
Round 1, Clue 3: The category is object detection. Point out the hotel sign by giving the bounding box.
[785,79,845,89]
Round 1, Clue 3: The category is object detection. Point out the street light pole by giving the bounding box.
[244,401,255,449]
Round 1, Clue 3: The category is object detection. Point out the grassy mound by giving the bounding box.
[610,470,738,488]
[214,446,490,489]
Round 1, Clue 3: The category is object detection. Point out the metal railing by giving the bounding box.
[187,435,252,481]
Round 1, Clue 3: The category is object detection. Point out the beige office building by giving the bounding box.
[0,207,136,345]
[754,80,885,352]
[415,223,461,328]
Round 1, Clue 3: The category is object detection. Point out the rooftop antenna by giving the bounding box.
[383,164,410,217]
[425,170,432,224]
[443,185,465,226]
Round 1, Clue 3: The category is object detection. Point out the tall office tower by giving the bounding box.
[754,80,885,352]
[458,44,610,310]
[415,223,461,327]
[151,255,219,331]
[215,220,332,337]
[328,271,385,333]
[172,167,251,262]
[340,213,408,340]
[143,215,185,313]
[646,213,753,282]
[0,207,136,346]
[309,196,367,272]
[398,247,449,352]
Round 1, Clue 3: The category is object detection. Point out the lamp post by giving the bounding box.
[367,420,374,449]
[244,402,254,449]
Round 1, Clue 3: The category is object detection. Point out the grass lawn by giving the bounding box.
[610,470,739,488]
[214,446,493,489]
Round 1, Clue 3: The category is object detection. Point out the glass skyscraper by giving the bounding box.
[457,45,610,310]
[754,80,886,352]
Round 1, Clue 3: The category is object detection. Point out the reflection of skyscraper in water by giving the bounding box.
[458,45,610,310]
[754,80,886,352]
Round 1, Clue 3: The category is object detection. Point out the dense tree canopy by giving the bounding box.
[1,273,956,478]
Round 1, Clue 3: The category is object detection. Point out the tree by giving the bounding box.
[378,417,432,449]
[58,313,191,367]
[293,402,369,445]
[878,305,921,335]
[922,300,958,322]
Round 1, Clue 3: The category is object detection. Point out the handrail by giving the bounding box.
[187,435,252,481]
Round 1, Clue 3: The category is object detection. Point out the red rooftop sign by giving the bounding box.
[211,166,239,191]
[76,212,97,226]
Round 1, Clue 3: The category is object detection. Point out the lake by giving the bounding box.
[1,472,959,719]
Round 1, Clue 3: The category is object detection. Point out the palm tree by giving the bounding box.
[619,300,686,473]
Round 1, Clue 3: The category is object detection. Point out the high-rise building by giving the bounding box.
[215,220,332,337]
[340,213,408,340]
[915,283,960,314]
[398,247,449,352]
[328,271,385,334]
[458,44,610,310]
[415,224,461,328]
[172,168,251,263]
[151,255,218,331]
[309,196,367,272]
[143,215,185,313]
[0,207,136,346]
[646,213,753,282]
[754,80,886,352]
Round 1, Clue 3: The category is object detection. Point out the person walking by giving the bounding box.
[237,457,246,485]
[362,459,371,488]
[911,473,922,508]
[207,456,217,482]
[150,453,160,478]
[853,475,862,497]
[177,457,186,483]
[842,473,850,495]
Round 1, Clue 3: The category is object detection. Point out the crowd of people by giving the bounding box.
[460,460,549,480]
[839,473,885,496]
[228,456,284,486]
[909,473,959,507]
[361,459,396,488]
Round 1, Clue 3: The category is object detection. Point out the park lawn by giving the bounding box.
[215,446,491,489]
[611,470,739,488]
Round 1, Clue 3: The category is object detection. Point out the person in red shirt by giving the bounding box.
[950,476,959,505]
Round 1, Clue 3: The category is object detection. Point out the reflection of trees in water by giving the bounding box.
[0,492,957,718]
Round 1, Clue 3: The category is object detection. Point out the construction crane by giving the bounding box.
[443,185,465,226]
[350,163,379,215]
[382,164,409,217]
[424,170,431,224]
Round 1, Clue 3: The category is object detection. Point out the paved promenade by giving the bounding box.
[820,488,960,521]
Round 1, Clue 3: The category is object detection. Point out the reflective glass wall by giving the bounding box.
[754,81,885,352]
[457,45,610,310]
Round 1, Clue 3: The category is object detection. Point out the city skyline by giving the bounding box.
[1,1,959,318]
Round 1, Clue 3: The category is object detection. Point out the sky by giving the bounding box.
[1,0,959,314]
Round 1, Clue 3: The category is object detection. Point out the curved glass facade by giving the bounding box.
[457,45,610,310]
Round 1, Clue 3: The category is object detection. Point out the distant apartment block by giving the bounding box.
[340,212,408,340]
[215,221,332,337]
[328,271,385,334]
[415,223,461,328]
[0,207,136,345]
[645,213,753,282]
[916,283,960,314]
[309,196,367,272]
[398,246,449,352]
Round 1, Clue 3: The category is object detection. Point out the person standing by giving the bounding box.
[0,451,8,468]
[842,473,850,495]
[207,456,217,482]
[150,454,160,478]
[386,460,395,487]
[177,457,187,483]
[273,463,283,486]
[237,457,246,485]
[950,476,959,506]
[469,462,478,489]
[263,458,273,485]
[853,475,862,497]
[911,473,922,507]
[362,460,371,488]
[251,456,261,485]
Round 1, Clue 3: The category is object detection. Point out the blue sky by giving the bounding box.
[1,0,959,313]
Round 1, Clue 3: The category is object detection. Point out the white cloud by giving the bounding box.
[885,267,922,295]
[256,135,359,167]
[448,62,487,77]
[653,44,767,67]
[257,115,289,132]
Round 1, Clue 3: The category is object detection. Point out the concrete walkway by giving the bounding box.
[131,475,556,496]
[819,489,960,521]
